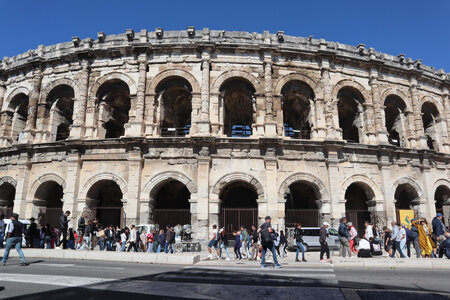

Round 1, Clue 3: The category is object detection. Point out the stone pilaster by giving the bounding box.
[263,53,277,137]
[84,96,98,138]
[409,77,427,148]
[265,157,278,228]
[321,62,339,140]
[378,156,396,223]
[326,147,343,227]
[0,79,6,111]
[196,49,211,135]
[15,152,31,218]
[62,150,81,224]
[70,60,90,139]
[21,69,43,143]
[369,68,389,144]
[196,155,210,241]
[441,88,450,153]
[125,148,143,226]
[189,93,201,136]
[126,54,146,137]
[144,92,156,137]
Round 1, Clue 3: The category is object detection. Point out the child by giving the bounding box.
[233,231,242,260]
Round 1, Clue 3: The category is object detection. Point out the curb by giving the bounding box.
[6,249,200,265]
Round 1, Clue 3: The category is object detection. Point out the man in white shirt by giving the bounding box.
[127,225,138,252]
[364,221,374,240]
[390,221,406,258]
[399,224,408,258]
[207,224,220,259]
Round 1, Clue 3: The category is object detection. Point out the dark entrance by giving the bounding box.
[0,182,15,218]
[152,180,191,228]
[34,181,64,227]
[434,185,449,222]
[219,181,258,239]
[87,180,123,227]
[345,183,371,235]
[394,183,419,222]
[284,181,319,227]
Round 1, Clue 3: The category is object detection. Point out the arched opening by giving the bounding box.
[337,87,365,143]
[284,181,319,227]
[86,180,124,227]
[345,183,372,234]
[434,185,449,217]
[156,77,192,137]
[219,181,258,238]
[281,81,314,139]
[384,95,407,147]
[151,180,191,227]
[0,182,15,218]
[34,181,64,227]
[96,79,131,139]
[395,184,419,210]
[46,85,74,141]
[220,79,256,137]
[421,102,440,150]
[8,93,29,142]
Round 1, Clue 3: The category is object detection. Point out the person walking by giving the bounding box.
[294,223,307,262]
[127,225,138,252]
[438,232,450,259]
[146,230,154,253]
[156,229,165,253]
[250,225,259,261]
[319,222,331,262]
[77,212,86,238]
[1,213,26,266]
[258,216,281,269]
[409,220,422,258]
[105,225,116,251]
[364,221,374,240]
[383,226,393,257]
[391,221,406,258]
[348,222,358,255]
[219,228,230,260]
[165,226,175,254]
[0,214,5,249]
[59,211,70,249]
[338,218,351,257]
[120,228,128,252]
[240,225,249,259]
[432,213,446,248]
[28,217,40,248]
[400,224,408,257]
[207,224,220,259]
[233,231,242,260]
[279,230,287,258]
[412,218,435,258]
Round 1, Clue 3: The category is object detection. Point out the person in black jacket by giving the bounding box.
[105,225,116,251]
[59,211,71,249]
[28,217,40,248]
[319,222,331,262]
[77,213,86,237]
[1,213,26,266]
[219,228,230,260]
[294,223,307,262]
[250,225,259,261]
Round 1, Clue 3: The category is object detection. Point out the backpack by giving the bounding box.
[260,228,273,245]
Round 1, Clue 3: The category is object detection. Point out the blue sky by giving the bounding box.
[1,0,449,71]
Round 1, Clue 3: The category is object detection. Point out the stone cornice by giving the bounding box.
[1,29,448,85]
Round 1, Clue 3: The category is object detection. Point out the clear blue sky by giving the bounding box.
[1,0,449,71]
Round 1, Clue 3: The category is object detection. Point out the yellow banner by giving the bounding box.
[398,210,415,229]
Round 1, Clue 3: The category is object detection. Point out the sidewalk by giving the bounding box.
[196,249,450,270]
[5,248,200,265]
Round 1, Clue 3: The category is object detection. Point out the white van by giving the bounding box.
[286,227,340,252]
[2,219,31,248]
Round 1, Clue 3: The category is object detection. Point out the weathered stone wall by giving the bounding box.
[0,29,449,240]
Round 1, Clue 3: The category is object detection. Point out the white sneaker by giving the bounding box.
[207,254,213,259]
[226,257,231,261]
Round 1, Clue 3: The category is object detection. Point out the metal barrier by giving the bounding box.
[153,209,191,227]
[285,209,320,227]
[220,208,257,239]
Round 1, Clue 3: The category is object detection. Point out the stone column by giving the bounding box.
[253,94,266,137]
[126,54,146,137]
[70,61,90,139]
[379,156,396,224]
[326,148,343,227]
[196,155,210,241]
[15,152,31,218]
[265,158,278,228]
[0,79,5,111]
[21,69,43,143]
[126,148,143,225]
[197,49,211,135]
[409,78,427,148]
[369,69,389,144]
[189,93,201,136]
[405,109,417,148]
[84,96,98,138]
[263,54,277,137]
[209,92,221,136]
[441,88,450,153]
[144,92,156,137]
[0,81,9,146]
[420,165,435,221]
[321,62,339,140]
[62,150,81,225]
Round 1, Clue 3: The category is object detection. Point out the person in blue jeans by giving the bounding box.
[294,223,307,262]
[157,229,166,253]
[2,213,26,266]
[258,216,281,269]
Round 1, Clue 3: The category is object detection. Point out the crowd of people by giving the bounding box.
[337,213,450,259]
[1,210,449,267]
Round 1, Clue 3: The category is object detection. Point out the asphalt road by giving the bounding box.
[0,258,449,299]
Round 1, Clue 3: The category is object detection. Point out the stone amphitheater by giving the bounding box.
[0,28,449,239]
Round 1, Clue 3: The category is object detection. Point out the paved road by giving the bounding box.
[0,258,449,299]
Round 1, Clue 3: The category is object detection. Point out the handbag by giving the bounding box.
[98,230,105,238]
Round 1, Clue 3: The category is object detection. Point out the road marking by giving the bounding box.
[0,273,115,287]
[185,266,334,272]
[33,263,124,270]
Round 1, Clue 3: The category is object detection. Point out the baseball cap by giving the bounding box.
[436,213,443,217]
[323,222,330,226]
[265,216,271,220]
